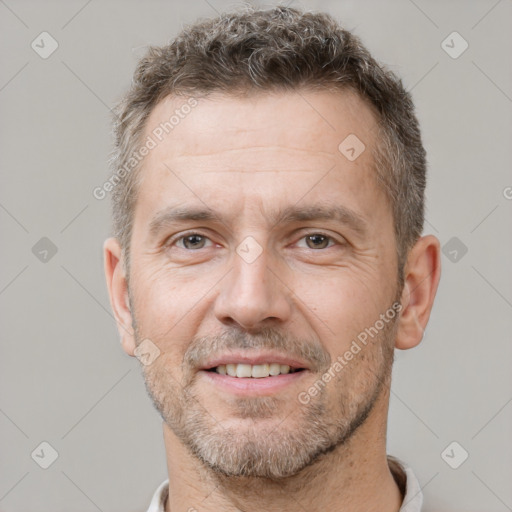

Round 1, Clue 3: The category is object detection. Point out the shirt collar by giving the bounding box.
[394,460,424,511]
[146,478,169,512]
[146,458,423,512]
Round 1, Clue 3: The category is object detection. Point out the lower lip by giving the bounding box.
[199,370,308,395]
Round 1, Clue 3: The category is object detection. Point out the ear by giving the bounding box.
[395,235,441,350]
[103,237,136,356]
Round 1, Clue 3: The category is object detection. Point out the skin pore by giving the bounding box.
[104,88,441,512]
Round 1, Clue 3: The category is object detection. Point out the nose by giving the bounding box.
[213,245,292,331]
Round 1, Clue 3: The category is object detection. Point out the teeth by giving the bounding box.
[252,364,269,378]
[236,364,252,378]
[214,363,297,377]
[269,363,281,376]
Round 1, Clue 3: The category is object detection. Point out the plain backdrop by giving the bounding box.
[1,1,511,511]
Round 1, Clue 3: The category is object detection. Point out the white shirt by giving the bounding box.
[146,457,423,512]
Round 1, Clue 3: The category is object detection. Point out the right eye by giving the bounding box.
[173,233,214,250]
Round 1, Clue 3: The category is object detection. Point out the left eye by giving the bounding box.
[298,234,335,250]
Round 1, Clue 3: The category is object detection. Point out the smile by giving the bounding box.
[209,363,304,378]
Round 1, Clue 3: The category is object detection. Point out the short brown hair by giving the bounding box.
[109,5,426,280]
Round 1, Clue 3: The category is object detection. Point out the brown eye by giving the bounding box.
[178,234,209,250]
[304,234,331,249]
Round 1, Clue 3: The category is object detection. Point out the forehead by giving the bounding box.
[132,88,388,233]
[142,88,378,168]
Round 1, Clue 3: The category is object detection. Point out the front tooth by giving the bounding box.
[226,364,237,377]
[280,364,290,374]
[236,364,252,378]
[251,363,270,378]
[269,363,281,376]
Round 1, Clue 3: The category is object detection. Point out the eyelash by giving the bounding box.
[166,231,340,250]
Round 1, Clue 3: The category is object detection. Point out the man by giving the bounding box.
[103,6,440,512]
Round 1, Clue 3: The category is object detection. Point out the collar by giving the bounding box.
[146,457,423,512]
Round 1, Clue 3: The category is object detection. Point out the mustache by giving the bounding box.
[184,326,331,372]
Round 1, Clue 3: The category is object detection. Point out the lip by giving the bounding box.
[200,368,308,395]
[200,351,310,371]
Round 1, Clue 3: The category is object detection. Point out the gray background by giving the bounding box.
[1,0,511,511]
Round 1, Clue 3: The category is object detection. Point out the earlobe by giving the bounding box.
[395,235,441,350]
[103,237,137,357]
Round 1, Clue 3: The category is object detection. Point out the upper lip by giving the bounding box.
[200,351,310,371]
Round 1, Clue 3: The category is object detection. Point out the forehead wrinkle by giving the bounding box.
[163,149,338,174]
[171,146,337,159]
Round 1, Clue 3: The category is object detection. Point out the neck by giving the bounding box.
[163,390,403,512]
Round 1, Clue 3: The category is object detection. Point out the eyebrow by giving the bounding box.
[148,206,220,239]
[148,203,368,240]
[272,204,368,235]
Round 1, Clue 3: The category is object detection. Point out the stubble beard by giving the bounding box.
[133,302,398,480]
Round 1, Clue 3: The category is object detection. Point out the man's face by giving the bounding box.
[127,89,401,478]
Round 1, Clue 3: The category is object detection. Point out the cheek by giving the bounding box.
[322,322,396,410]
[129,269,192,349]
[289,268,390,342]
[131,259,201,316]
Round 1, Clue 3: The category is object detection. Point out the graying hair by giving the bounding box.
[109,5,426,284]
